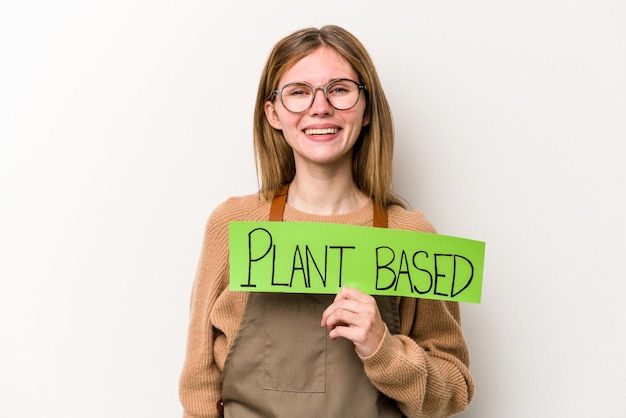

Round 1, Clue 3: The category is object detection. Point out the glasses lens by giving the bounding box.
[326,79,360,110]
[280,83,314,113]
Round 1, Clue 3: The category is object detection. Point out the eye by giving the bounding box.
[328,81,353,96]
[283,84,311,97]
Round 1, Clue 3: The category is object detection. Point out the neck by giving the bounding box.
[287,169,369,216]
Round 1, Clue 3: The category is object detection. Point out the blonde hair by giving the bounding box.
[253,25,405,208]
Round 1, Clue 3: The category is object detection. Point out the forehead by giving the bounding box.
[279,46,358,85]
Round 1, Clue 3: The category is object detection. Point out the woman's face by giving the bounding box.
[264,46,369,171]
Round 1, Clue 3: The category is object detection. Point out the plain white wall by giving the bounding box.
[1,1,625,417]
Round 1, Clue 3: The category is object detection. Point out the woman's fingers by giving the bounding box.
[321,287,386,357]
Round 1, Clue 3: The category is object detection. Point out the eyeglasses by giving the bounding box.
[273,79,367,113]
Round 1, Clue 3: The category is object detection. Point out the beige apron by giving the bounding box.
[221,186,403,417]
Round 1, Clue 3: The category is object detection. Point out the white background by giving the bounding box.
[1,1,625,417]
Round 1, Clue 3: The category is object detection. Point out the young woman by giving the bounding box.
[179,25,474,418]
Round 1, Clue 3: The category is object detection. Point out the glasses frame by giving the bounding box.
[273,78,367,114]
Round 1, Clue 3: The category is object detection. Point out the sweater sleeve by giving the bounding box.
[360,207,475,417]
[361,299,474,417]
[179,207,230,418]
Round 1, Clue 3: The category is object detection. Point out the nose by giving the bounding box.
[308,87,333,115]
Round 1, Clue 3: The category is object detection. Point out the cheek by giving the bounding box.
[276,112,303,133]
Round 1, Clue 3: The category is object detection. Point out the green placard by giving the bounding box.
[229,222,485,303]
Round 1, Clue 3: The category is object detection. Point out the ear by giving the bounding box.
[362,112,370,127]
[264,101,283,130]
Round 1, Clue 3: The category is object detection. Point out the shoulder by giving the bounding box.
[387,205,437,233]
[211,192,270,222]
[203,192,271,236]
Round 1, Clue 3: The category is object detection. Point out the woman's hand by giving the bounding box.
[321,287,386,357]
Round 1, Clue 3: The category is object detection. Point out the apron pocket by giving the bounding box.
[262,295,326,393]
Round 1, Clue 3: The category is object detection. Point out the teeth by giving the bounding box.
[305,128,338,135]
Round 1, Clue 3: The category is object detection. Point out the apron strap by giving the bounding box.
[269,184,289,221]
[373,202,388,228]
[269,183,388,227]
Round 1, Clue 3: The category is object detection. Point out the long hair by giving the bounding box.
[253,25,405,208]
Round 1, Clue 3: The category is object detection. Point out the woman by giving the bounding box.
[179,25,474,418]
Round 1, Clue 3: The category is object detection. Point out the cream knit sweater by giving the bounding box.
[179,193,475,418]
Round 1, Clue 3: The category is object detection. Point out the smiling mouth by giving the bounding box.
[304,128,338,135]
